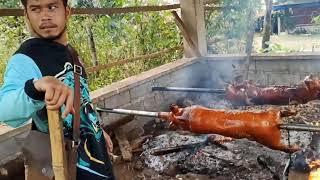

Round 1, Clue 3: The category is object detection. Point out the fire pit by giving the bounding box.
[109,96,320,180]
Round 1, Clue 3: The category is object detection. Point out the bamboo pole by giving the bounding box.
[47,110,69,180]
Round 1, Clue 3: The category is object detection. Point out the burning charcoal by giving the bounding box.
[310,134,320,153]
[142,169,157,178]
[163,163,177,176]
[134,160,144,171]
[257,155,280,180]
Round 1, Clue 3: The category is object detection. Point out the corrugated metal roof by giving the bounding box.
[273,1,320,10]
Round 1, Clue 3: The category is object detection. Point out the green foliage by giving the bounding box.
[206,0,262,54]
[0,16,28,83]
[0,0,20,8]
[312,15,320,25]
[257,42,301,53]
[0,0,182,91]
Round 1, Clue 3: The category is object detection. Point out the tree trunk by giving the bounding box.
[77,0,99,66]
[86,24,98,67]
[245,6,256,80]
[262,0,273,50]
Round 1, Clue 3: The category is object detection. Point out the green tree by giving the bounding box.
[0,0,182,90]
[262,0,273,50]
[206,0,262,54]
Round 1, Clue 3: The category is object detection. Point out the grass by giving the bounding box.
[253,34,320,53]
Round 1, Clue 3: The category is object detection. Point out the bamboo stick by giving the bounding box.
[47,110,69,180]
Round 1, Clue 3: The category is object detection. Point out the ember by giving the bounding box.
[309,159,320,170]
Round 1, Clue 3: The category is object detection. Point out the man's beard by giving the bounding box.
[36,25,67,41]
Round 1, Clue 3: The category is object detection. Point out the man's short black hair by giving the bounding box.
[21,0,68,8]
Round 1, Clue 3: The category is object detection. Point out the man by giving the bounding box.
[0,0,114,179]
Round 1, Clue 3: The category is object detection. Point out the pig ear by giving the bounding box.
[310,74,314,79]
[308,74,314,80]
[303,75,312,81]
[248,80,255,85]
[304,79,312,89]
[169,104,180,114]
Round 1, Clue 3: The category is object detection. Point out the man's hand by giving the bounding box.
[34,76,74,118]
[102,129,113,153]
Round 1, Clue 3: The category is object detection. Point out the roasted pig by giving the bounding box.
[161,105,298,153]
[225,75,320,105]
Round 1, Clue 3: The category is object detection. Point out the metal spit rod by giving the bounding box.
[96,107,320,132]
[152,87,225,94]
[279,123,320,132]
[96,107,159,117]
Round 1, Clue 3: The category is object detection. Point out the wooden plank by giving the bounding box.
[114,129,132,161]
[103,115,134,132]
[0,4,180,17]
[72,4,180,15]
[171,11,201,57]
[86,46,183,73]
[47,110,68,180]
[0,124,14,135]
[204,0,220,5]
[204,6,223,11]
[180,0,207,57]
[130,135,152,151]
[0,123,31,143]
[0,9,23,16]
[204,6,235,11]
[194,0,207,56]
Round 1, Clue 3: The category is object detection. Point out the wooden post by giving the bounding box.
[171,11,201,57]
[47,110,69,180]
[180,0,207,57]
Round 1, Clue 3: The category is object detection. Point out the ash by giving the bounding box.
[141,132,207,172]
[141,131,291,179]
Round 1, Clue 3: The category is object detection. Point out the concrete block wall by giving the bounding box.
[90,57,201,132]
[90,53,320,133]
[201,54,320,87]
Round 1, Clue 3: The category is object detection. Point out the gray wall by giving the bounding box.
[201,54,320,87]
[91,53,320,133]
[90,57,202,134]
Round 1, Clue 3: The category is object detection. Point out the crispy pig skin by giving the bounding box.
[225,75,320,105]
[167,105,298,153]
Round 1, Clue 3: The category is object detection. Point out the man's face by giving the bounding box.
[25,0,70,40]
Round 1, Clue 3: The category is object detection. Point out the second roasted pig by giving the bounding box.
[225,75,320,105]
